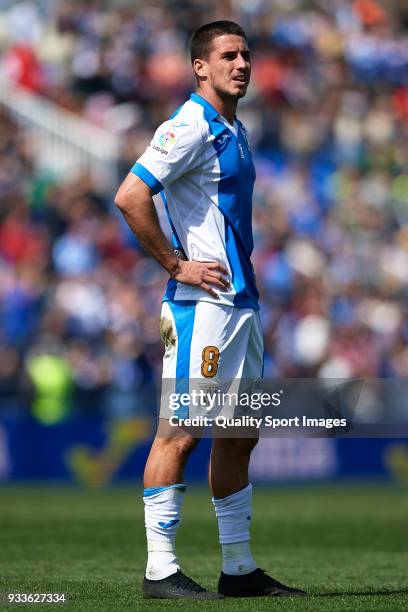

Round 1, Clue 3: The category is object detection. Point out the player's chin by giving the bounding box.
[230,83,248,98]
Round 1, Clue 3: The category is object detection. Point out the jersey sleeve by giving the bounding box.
[131,119,205,194]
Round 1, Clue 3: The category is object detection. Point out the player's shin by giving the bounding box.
[143,484,186,580]
[212,483,257,576]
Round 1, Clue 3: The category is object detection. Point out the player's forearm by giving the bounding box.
[115,191,180,277]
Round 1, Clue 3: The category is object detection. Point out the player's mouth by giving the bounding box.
[232,75,248,84]
[232,76,248,89]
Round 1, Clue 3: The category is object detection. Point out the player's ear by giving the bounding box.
[193,58,208,80]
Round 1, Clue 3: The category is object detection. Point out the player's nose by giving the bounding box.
[235,53,248,69]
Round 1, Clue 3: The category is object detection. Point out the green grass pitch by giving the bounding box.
[0,484,407,611]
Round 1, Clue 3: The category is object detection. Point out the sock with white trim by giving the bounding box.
[143,484,185,580]
[212,483,258,576]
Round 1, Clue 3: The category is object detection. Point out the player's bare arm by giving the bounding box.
[114,172,229,299]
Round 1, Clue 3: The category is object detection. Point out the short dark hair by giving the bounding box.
[190,21,247,64]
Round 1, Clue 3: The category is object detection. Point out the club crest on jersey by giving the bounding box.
[153,130,178,156]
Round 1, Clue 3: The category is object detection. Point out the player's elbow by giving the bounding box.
[114,187,130,212]
[114,173,151,213]
[114,188,141,217]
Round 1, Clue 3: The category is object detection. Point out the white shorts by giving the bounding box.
[159,300,264,420]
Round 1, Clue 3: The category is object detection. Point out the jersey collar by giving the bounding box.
[190,92,220,120]
[190,92,240,128]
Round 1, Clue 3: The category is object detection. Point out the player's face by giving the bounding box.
[204,34,251,99]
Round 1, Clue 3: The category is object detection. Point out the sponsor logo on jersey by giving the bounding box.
[238,143,246,159]
[241,127,251,150]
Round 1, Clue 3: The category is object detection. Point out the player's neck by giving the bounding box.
[196,87,237,126]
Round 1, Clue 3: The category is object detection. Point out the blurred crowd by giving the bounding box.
[0,0,407,424]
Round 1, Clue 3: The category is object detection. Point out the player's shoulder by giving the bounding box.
[170,97,209,130]
[152,99,208,154]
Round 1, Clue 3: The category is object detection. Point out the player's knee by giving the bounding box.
[176,434,199,457]
[162,433,199,460]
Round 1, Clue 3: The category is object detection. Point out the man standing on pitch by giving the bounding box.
[115,20,305,599]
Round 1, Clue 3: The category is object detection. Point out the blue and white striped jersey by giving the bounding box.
[131,92,259,310]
